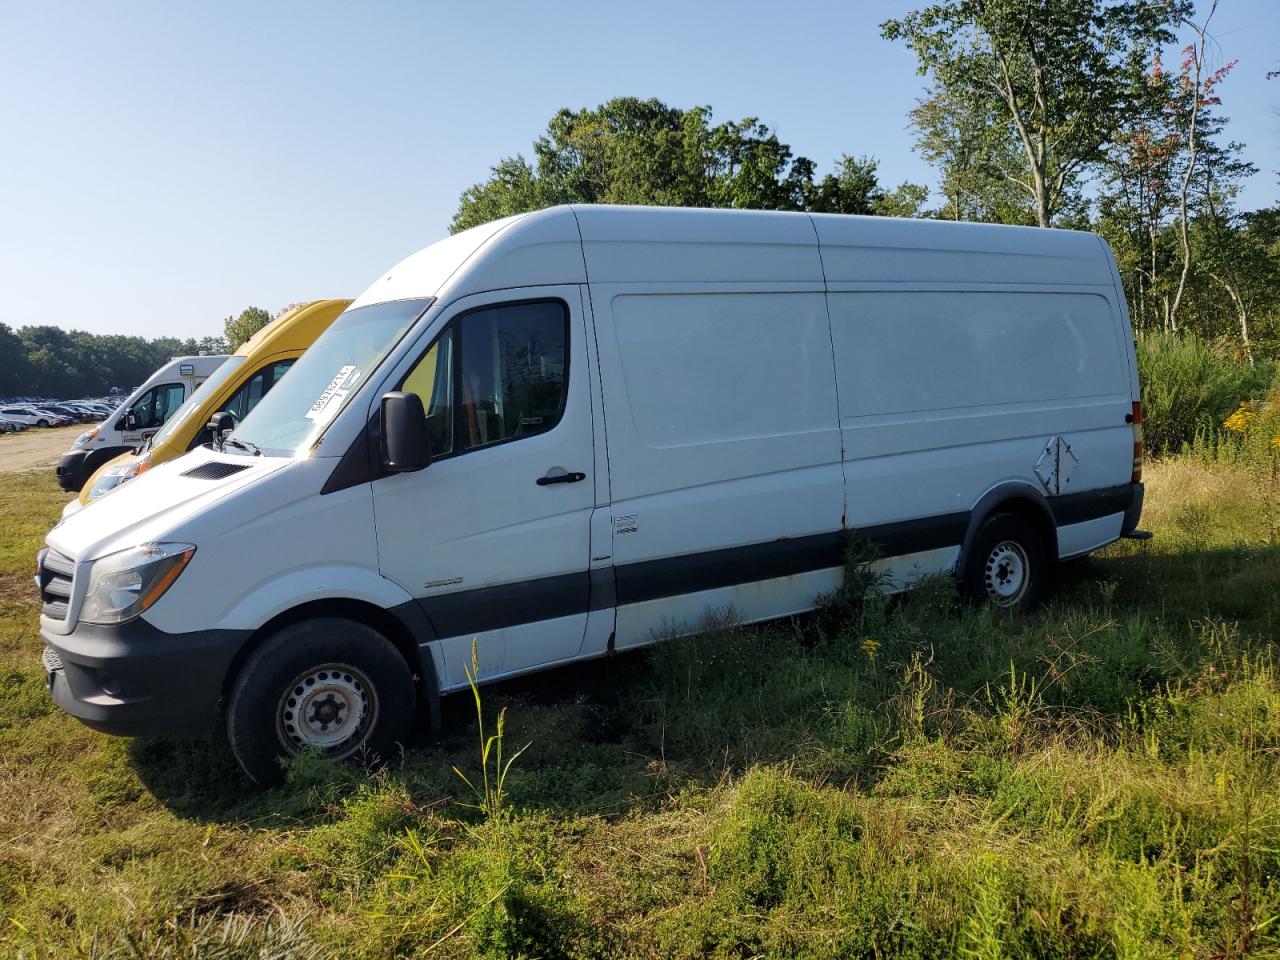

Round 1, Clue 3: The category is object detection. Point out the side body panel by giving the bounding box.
[811,215,1135,570]
[578,208,845,648]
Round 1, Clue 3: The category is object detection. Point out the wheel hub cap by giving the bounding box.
[984,540,1030,607]
[277,664,375,755]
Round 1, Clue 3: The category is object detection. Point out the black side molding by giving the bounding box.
[1050,483,1136,527]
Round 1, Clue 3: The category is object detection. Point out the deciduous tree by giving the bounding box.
[883,0,1188,227]
[451,98,926,231]
[224,307,272,351]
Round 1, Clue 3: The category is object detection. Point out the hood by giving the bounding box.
[46,445,290,563]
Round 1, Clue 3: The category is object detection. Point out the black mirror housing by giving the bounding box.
[207,410,235,437]
[206,410,236,450]
[381,392,432,472]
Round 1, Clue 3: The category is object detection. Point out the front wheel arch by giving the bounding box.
[226,616,417,785]
[220,598,439,726]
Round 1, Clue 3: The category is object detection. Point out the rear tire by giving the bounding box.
[959,512,1050,611]
[226,617,416,786]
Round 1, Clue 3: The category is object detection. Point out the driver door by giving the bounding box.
[371,287,598,689]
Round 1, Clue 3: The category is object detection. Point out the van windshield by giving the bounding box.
[149,356,246,447]
[231,299,431,457]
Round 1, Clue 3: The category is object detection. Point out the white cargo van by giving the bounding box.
[56,355,228,492]
[38,206,1144,784]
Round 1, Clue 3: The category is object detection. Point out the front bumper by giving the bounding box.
[41,617,251,738]
[56,445,131,493]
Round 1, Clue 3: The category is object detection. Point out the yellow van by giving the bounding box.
[69,299,351,514]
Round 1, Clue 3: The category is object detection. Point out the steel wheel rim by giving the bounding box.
[984,540,1030,607]
[276,662,378,756]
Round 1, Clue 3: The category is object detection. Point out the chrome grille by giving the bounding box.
[41,646,63,674]
[38,549,74,621]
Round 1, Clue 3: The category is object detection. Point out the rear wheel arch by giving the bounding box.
[957,484,1058,576]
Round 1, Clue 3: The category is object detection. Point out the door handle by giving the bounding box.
[537,470,586,486]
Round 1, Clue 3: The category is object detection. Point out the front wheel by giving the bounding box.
[959,513,1050,611]
[227,617,416,786]
[37,419,49,427]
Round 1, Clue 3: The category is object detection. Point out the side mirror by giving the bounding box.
[206,411,236,449]
[381,392,432,473]
[123,411,138,431]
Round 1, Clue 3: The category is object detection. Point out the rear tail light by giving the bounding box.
[1131,401,1144,483]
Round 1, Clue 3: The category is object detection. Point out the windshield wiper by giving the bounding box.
[224,437,262,457]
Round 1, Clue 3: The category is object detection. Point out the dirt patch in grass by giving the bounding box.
[0,571,36,605]
[0,425,83,473]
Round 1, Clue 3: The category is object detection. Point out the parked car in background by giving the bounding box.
[70,402,115,420]
[69,299,351,514]
[0,405,69,427]
[67,403,111,420]
[54,355,229,492]
[35,404,88,424]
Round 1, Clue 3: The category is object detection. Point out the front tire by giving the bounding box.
[37,419,49,428]
[959,513,1050,611]
[226,617,416,786]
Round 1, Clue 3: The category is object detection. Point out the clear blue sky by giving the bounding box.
[1,1,1277,339]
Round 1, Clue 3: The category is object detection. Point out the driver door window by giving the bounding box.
[224,360,295,421]
[458,301,567,452]
[130,383,185,430]
[397,300,568,461]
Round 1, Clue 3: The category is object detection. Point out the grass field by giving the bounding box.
[2,459,1280,958]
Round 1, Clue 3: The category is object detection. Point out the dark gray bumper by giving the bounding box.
[56,445,132,493]
[1120,481,1145,537]
[42,618,251,738]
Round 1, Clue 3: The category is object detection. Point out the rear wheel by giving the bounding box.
[959,513,1050,611]
[226,617,416,786]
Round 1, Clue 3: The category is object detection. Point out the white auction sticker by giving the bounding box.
[305,365,358,423]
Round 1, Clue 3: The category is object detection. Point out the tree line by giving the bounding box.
[0,307,273,398]
[454,0,1278,362]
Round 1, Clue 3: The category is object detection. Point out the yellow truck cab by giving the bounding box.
[66,299,351,517]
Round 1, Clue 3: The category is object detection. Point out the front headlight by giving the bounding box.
[80,542,196,625]
[74,427,100,447]
[85,455,151,502]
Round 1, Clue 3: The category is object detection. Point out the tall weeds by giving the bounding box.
[453,639,529,822]
[1138,333,1274,456]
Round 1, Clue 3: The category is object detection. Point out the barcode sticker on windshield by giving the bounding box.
[305,365,357,422]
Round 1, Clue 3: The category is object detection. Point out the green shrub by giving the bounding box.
[1137,333,1274,456]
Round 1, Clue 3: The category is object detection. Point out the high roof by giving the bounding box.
[351,204,1113,308]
